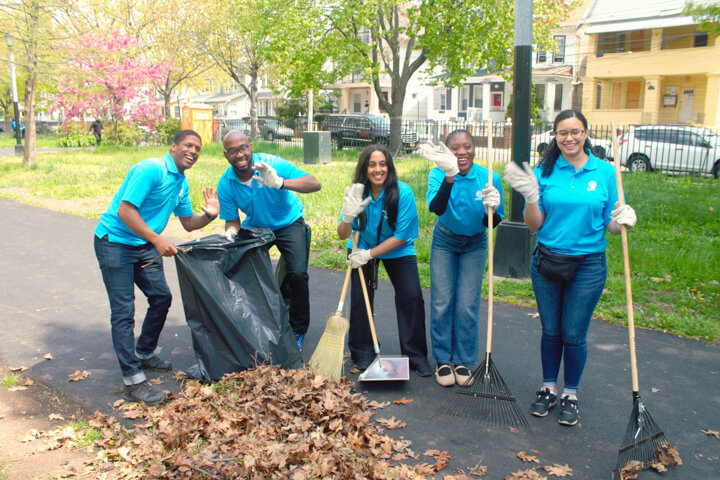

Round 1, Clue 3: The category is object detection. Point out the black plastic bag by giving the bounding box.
[174,229,302,382]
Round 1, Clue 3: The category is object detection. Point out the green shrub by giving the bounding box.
[155,118,182,145]
[105,122,145,147]
[56,121,97,147]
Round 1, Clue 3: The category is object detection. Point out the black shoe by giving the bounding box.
[123,381,166,405]
[558,396,579,426]
[413,363,433,377]
[140,356,173,371]
[530,388,557,417]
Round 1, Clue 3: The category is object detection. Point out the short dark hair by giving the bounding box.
[173,129,201,145]
[445,129,475,147]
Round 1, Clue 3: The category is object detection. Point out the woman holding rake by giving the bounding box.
[420,130,504,388]
[337,144,432,377]
[504,110,637,426]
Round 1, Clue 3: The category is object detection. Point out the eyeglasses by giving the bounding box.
[225,144,251,156]
[552,129,586,139]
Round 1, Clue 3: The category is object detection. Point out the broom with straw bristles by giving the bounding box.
[309,232,359,380]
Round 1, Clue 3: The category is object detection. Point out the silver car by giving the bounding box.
[617,125,720,178]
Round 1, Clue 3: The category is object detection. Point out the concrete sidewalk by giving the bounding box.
[0,197,717,479]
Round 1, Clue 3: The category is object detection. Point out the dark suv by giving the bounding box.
[320,114,418,152]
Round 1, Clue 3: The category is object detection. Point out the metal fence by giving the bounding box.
[220,117,719,179]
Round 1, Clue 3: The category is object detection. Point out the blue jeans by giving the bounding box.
[94,235,172,385]
[531,250,607,391]
[430,223,487,367]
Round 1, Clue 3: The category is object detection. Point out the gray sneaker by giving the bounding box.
[530,388,557,417]
[123,381,166,405]
[558,397,579,426]
[140,356,173,371]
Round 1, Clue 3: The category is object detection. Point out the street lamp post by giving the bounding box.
[5,33,24,157]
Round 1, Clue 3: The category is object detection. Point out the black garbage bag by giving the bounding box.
[174,229,302,382]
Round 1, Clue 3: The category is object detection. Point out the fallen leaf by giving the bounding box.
[48,413,65,421]
[701,429,719,439]
[650,462,667,473]
[68,370,91,382]
[376,416,406,429]
[367,400,391,409]
[517,451,540,463]
[656,444,682,467]
[619,460,643,479]
[469,464,488,476]
[393,396,413,405]
[10,366,28,372]
[508,427,520,433]
[43,353,53,360]
[23,378,34,386]
[148,377,164,385]
[543,463,573,476]
[113,399,125,407]
[415,463,436,475]
[8,386,28,392]
[528,312,540,318]
[424,449,442,457]
[651,387,660,393]
[505,468,547,479]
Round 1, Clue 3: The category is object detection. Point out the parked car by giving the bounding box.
[222,118,252,137]
[243,118,294,141]
[320,114,419,153]
[617,124,720,178]
[531,129,612,160]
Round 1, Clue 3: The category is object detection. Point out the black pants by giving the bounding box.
[272,218,311,335]
[348,254,429,369]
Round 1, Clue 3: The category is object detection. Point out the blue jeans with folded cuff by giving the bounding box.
[531,250,607,392]
[430,222,487,367]
[94,235,172,386]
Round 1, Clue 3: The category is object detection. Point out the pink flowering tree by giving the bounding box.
[48,30,171,143]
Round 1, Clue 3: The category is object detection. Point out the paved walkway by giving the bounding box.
[0,197,717,479]
[0,146,94,157]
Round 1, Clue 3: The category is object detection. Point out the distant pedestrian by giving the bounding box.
[93,130,219,405]
[504,109,637,426]
[89,119,103,145]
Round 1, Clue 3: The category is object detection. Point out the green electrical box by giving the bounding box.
[303,131,331,165]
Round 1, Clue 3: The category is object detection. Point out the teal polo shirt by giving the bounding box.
[94,154,193,246]
[535,152,618,255]
[342,181,419,259]
[217,153,307,230]
[427,163,505,236]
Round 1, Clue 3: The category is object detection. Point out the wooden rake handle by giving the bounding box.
[611,121,639,393]
[351,231,380,354]
[485,120,495,368]
[336,232,359,312]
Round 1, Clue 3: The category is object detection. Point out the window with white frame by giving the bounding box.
[434,87,452,111]
[553,35,566,63]
[537,49,546,63]
[359,28,371,44]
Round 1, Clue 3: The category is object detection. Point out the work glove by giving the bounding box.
[253,160,284,189]
[611,202,637,229]
[341,183,371,224]
[504,162,539,204]
[418,142,459,177]
[224,229,237,242]
[348,249,373,269]
[481,184,501,210]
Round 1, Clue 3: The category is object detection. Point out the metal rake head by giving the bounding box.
[613,395,670,476]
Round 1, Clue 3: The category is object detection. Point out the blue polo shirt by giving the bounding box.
[534,152,618,255]
[94,154,193,246]
[341,181,419,259]
[427,163,505,236]
[217,153,307,230]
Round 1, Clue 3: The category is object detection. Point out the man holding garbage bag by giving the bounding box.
[217,130,321,352]
[94,130,219,405]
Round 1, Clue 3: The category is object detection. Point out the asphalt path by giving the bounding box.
[0,197,717,479]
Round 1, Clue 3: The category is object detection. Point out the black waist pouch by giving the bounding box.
[535,243,587,282]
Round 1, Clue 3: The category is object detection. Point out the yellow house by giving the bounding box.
[579,0,720,128]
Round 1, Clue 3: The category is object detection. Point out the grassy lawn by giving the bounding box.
[0,133,60,148]
[1,142,718,341]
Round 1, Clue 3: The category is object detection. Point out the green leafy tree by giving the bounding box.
[684,1,720,36]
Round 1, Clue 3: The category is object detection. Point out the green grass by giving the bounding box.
[0,133,60,148]
[0,142,718,341]
[0,373,20,390]
[0,458,8,480]
[66,420,103,447]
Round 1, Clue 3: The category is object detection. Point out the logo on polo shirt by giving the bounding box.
[587,181,597,192]
[475,190,483,201]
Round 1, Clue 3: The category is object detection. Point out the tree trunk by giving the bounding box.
[249,68,258,140]
[22,3,40,167]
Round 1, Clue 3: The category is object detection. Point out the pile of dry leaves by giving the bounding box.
[81,366,430,479]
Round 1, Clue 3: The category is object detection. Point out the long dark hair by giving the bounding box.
[353,144,399,230]
[539,109,593,178]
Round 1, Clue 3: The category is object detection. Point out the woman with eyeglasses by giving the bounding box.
[504,110,637,426]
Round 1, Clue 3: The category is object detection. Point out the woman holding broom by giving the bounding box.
[337,144,432,377]
[419,130,504,388]
[504,109,637,426]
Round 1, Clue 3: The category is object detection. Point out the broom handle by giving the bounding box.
[485,120,494,372]
[357,263,381,354]
[337,232,360,311]
[611,121,639,394]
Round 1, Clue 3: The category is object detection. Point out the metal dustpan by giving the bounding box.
[359,353,409,381]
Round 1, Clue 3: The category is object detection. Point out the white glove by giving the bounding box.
[224,229,237,242]
[481,184,500,210]
[418,142,459,177]
[347,249,373,269]
[503,162,539,204]
[253,160,284,189]
[611,203,637,229]
[341,184,371,224]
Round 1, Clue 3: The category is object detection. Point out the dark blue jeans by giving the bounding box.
[94,235,172,385]
[531,251,607,391]
[272,218,311,335]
